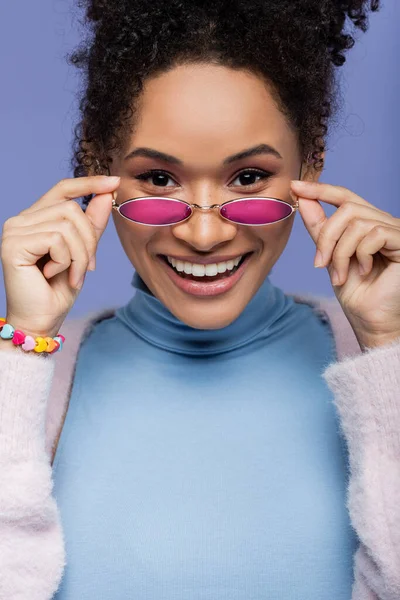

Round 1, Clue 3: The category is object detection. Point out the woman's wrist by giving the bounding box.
[0,315,64,354]
[4,314,60,339]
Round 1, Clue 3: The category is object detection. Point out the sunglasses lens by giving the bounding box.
[221,198,293,225]
[119,198,191,225]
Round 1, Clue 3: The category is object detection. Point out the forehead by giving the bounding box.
[129,63,298,164]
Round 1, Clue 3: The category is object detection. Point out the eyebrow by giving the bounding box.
[123,143,283,165]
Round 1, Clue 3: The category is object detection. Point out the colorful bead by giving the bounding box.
[49,340,60,354]
[33,337,49,353]
[53,336,63,352]
[12,330,26,345]
[44,337,57,353]
[57,334,66,343]
[21,335,36,351]
[0,324,15,339]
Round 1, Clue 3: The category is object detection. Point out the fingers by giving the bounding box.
[84,191,115,246]
[20,176,120,255]
[355,224,400,274]
[6,219,90,289]
[297,196,327,246]
[313,202,397,268]
[2,219,90,289]
[329,218,387,285]
[326,220,400,286]
[22,176,120,212]
[292,180,392,247]
[1,229,73,285]
[4,201,98,271]
[291,180,379,210]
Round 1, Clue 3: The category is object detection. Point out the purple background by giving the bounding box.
[0,1,399,317]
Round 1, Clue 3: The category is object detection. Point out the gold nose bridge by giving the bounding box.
[191,203,221,211]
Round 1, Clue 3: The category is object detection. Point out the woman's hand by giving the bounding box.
[0,175,120,340]
[290,179,400,350]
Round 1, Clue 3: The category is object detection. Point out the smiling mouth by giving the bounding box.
[159,252,252,282]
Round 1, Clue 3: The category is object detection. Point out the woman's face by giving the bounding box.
[111,63,319,329]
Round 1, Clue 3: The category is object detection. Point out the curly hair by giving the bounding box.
[69,0,380,209]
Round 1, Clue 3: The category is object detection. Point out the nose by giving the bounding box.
[171,203,238,252]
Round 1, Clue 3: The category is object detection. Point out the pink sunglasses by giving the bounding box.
[111,195,299,227]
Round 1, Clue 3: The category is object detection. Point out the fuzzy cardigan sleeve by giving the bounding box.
[323,337,400,600]
[0,348,66,600]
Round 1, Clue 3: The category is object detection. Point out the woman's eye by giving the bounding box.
[135,170,177,187]
[134,168,272,188]
[230,169,272,187]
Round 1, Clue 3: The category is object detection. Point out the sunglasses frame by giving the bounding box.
[111,195,300,227]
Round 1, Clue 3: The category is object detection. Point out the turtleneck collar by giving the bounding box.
[114,270,295,356]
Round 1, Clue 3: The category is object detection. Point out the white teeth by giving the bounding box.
[205,264,218,276]
[192,263,206,276]
[218,263,227,274]
[184,262,192,275]
[166,255,244,277]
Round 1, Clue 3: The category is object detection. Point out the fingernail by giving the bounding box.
[314,250,324,268]
[99,175,120,184]
[88,256,96,271]
[291,180,308,188]
[332,269,340,285]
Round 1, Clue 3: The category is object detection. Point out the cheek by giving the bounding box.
[256,221,290,244]
[255,219,294,256]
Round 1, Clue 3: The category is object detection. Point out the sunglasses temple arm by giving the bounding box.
[290,162,304,211]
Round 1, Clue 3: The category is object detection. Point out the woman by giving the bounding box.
[0,0,399,598]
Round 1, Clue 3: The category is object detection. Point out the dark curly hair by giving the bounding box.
[69,0,380,209]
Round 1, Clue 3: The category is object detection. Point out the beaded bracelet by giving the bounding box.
[0,318,65,354]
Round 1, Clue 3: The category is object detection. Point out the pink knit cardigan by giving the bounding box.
[0,292,399,600]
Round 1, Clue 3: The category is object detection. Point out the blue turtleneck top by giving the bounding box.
[52,273,358,599]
